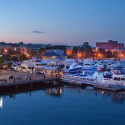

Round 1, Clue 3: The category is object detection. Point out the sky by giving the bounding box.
[0,0,125,46]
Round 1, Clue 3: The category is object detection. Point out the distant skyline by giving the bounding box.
[0,0,125,46]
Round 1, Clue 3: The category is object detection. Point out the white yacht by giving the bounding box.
[62,62,82,73]
[16,60,35,73]
[62,59,76,73]
[97,61,107,71]
[102,69,125,86]
[82,58,97,70]
[107,61,122,69]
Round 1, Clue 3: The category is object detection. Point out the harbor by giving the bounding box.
[0,67,125,92]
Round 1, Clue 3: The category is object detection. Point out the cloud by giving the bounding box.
[32,30,44,33]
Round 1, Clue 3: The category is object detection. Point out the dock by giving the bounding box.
[0,70,60,92]
[60,76,125,92]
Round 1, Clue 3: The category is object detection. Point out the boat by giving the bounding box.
[16,60,35,73]
[82,58,97,70]
[107,61,122,69]
[102,69,125,86]
[103,71,112,78]
[97,61,107,71]
[68,63,82,73]
[62,59,82,73]
[75,71,87,77]
[62,59,76,73]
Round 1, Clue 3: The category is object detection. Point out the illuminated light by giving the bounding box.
[102,91,104,94]
[14,48,16,51]
[78,54,81,57]
[0,98,3,108]
[4,49,7,53]
[27,54,30,57]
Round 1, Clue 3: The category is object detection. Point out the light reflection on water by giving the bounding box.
[0,86,125,125]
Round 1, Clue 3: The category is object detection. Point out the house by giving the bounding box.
[41,49,68,65]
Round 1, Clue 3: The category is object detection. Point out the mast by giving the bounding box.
[118,45,119,61]
[78,47,79,61]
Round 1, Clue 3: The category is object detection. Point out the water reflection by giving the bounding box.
[46,87,63,96]
[0,86,125,106]
[112,92,125,104]
[102,91,125,104]
[0,98,3,108]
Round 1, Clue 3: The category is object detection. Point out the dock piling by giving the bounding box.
[14,77,15,83]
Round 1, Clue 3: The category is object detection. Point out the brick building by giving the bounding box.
[96,40,124,50]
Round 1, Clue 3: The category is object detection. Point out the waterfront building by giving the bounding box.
[41,49,67,65]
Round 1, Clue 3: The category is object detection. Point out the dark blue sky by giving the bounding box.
[0,0,125,46]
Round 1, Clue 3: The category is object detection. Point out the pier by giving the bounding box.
[0,70,60,92]
[60,75,125,92]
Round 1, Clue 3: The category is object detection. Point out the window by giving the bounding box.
[121,78,125,80]
[114,77,120,81]
[66,66,70,69]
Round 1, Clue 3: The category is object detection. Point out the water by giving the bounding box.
[0,86,125,125]
[0,71,125,125]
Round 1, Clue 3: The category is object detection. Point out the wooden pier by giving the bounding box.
[0,77,60,92]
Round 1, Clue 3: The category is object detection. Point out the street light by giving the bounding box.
[4,49,8,62]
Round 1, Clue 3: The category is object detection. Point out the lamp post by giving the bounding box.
[4,49,7,63]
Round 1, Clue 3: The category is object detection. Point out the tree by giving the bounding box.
[19,54,28,61]
[12,56,18,61]
[82,47,93,59]
[45,45,66,53]
[2,54,12,61]
[0,57,4,64]
[105,51,113,58]
[72,46,78,59]
[82,42,91,50]
[7,62,12,67]
[31,50,37,57]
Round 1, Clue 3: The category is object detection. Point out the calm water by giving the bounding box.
[0,71,125,125]
[0,86,125,125]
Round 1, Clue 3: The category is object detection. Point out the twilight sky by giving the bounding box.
[0,0,125,46]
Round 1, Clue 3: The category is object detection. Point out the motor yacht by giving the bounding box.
[102,69,125,86]
[107,61,122,69]
[82,58,97,70]
[97,61,107,71]
[62,59,76,73]
[68,63,82,73]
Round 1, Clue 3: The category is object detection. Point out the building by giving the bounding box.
[66,46,73,55]
[41,49,67,65]
[96,40,124,51]
[0,42,27,53]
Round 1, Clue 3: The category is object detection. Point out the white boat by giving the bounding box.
[62,63,82,73]
[16,60,35,73]
[107,61,122,69]
[102,69,125,86]
[82,58,97,70]
[97,61,107,71]
[62,59,76,73]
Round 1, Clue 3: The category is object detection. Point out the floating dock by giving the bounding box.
[60,76,125,92]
